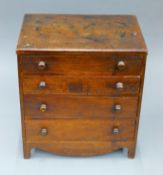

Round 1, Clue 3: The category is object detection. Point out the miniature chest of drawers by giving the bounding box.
[17,14,147,159]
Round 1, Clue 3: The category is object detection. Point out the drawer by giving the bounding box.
[24,95,138,119]
[23,75,140,96]
[22,55,143,75]
[25,119,135,142]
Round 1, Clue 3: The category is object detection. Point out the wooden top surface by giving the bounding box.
[16,14,147,54]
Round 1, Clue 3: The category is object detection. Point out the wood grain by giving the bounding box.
[16,14,147,158]
[16,14,147,53]
[24,95,138,119]
[23,75,140,95]
[28,141,134,157]
[25,119,135,141]
[22,55,143,75]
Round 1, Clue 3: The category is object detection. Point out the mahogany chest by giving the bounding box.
[16,14,147,158]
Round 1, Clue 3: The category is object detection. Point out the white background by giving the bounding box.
[0,0,163,175]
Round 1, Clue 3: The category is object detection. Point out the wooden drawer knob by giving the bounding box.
[112,127,120,134]
[40,128,48,136]
[39,81,46,89]
[116,82,124,89]
[117,60,126,70]
[114,104,122,111]
[40,104,47,112]
[38,61,46,70]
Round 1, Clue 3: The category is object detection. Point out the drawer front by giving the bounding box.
[22,55,143,75]
[25,119,135,142]
[23,76,140,96]
[24,95,138,119]
[87,76,140,96]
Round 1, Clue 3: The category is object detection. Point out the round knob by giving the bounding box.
[40,104,47,112]
[117,60,126,70]
[40,128,48,136]
[116,82,124,89]
[114,104,122,111]
[39,81,46,89]
[112,127,120,134]
[38,61,46,70]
